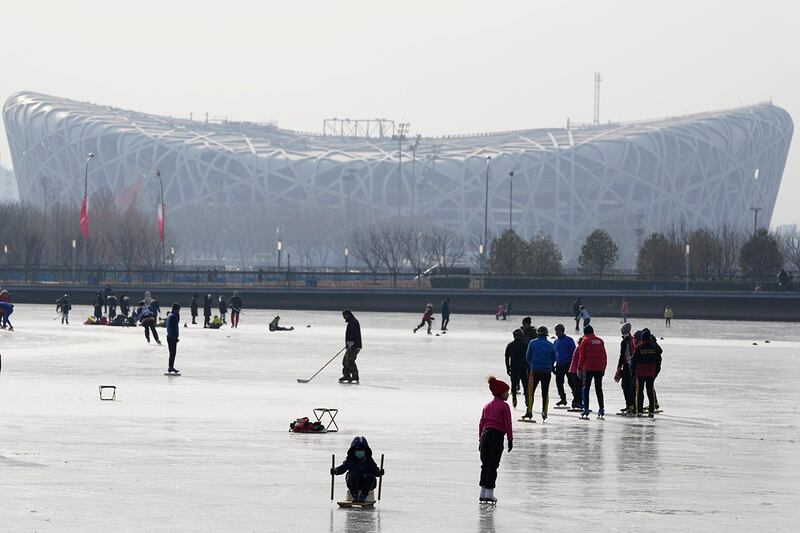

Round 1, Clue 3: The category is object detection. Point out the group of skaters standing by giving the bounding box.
[189,291,242,328]
[483,314,664,503]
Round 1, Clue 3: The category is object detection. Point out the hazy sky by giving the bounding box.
[1,0,797,225]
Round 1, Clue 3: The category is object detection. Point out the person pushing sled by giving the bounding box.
[330,436,385,506]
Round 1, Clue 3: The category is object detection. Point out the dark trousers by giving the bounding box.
[204,315,210,327]
[574,315,581,331]
[346,472,377,495]
[143,322,160,343]
[441,314,450,330]
[61,311,69,324]
[415,319,432,333]
[94,306,102,319]
[582,371,605,413]
[479,428,505,489]
[231,310,240,327]
[583,317,591,328]
[191,312,197,324]
[342,348,360,380]
[621,367,635,409]
[554,363,569,401]
[510,369,529,408]
[167,337,178,369]
[567,372,582,407]
[636,376,656,414]
[528,370,551,414]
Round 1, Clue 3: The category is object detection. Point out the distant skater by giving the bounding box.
[165,303,181,374]
[440,297,451,331]
[107,292,117,320]
[190,293,198,324]
[228,290,242,328]
[664,306,673,327]
[340,310,362,383]
[135,300,161,345]
[578,305,591,329]
[577,325,607,419]
[218,295,227,324]
[120,292,131,318]
[269,315,294,331]
[56,294,71,324]
[525,326,556,421]
[478,376,513,504]
[615,323,636,414]
[620,298,629,323]
[504,329,530,409]
[572,297,582,331]
[413,303,435,335]
[92,292,104,320]
[203,294,212,328]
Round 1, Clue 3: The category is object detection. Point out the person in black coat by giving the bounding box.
[190,293,199,324]
[218,295,228,324]
[107,293,117,320]
[92,292,103,320]
[203,294,212,328]
[228,290,242,328]
[331,436,384,502]
[340,310,362,383]
[504,329,530,409]
[120,292,131,318]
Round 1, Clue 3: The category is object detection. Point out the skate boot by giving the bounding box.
[580,410,590,420]
[485,489,497,503]
[479,487,488,502]
[556,399,567,407]
[338,376,350,383]
[541,411,547,422]
[413,327,418,334]
[156,341,162,346]
[427,330,432,335]
[512,396,518,408]
[597,409,605,420]
[648,410,655,418]
[522,411,533,420]
[169,368,180,374]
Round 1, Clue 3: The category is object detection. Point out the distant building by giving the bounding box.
[2,91,794,264]
[0,163,19,203]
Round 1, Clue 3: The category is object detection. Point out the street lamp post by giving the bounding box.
[170,245,175,269]
[479,243,485,289]
[277,239,283,270]
[508,171,514,231]
[344,247,349,272]
[157,169,166,268]
[750,206,761,235]
[71,239,76,273]
[483,156,492,276]
[685,243,690,291]
[81,152,95,269]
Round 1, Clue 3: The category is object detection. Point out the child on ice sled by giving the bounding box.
[331,436,385,502]
[478,376,513,504]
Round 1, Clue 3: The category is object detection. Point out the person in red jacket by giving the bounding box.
[478,376,513,504]
[413,303,435,335]
[577,325,607,419]
[631,329,663,417]
[567,336,584,409]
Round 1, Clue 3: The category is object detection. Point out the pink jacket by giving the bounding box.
[479,397,513,441]
[568,340,582,374]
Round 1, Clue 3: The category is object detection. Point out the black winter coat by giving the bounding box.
[333,436,380,478]
[345,317,362,349]
[505,338,529,375]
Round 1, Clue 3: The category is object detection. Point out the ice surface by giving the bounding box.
[0,304,798,532]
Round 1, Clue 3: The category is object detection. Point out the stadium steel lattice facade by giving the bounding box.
[3,91,793,265]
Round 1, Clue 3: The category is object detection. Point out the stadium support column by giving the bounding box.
[81,152,95,271]
[685,243,690,291]
[750,207,761,235]
[483,156,492,283]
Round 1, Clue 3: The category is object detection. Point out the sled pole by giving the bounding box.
[297,347,346,384]
[377,454,385,501]
[330,454,335,501]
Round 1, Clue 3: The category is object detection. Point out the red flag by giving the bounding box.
[157,203,165,242]
[79,196,89,239]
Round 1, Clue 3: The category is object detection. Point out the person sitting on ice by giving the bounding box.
[268,315,294,331]
[208,315,223,329]
[413,303,435,334]
[330,436,385,502]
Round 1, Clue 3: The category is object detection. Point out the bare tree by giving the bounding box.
[427,227,466,274]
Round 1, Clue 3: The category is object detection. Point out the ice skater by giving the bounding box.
[413,303,435,335]
[440,297,451,331]
[330,436,385,503]
[268,315,294,331]
[567,336,583,409]
[615,323,636,414]
[478,376,513,504]
[120,292,131,318]
[203,294,212,328]
[190,293,198,324]
[339,310,362,383]
[520,316,537,345]
[578,305,591,329]
[664,306,673,327]
[504,329,529,409]
[56,294,71,324]
[228,290,242,328]
[165,303,181,374]
[631,329,662,417]
[107,292,117,320]
[135,300,161,345]
[525,326,556,421]
[218,295,227,324]
[495,303,509,320]
[620,298,629,323]
[572,296,582,331]
[577,325,607,419]
[92,292,104,320]
[0,301,14,331]
[553,324,576,407]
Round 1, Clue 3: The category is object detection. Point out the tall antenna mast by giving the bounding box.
[593,72,601,126]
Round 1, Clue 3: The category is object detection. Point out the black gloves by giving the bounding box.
[330,468,337,475]
[378,468,385,476]
[507,439,513,452]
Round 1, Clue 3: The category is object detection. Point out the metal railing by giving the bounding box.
[0,267,797,293]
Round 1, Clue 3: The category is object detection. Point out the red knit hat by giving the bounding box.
[487,376,510,397]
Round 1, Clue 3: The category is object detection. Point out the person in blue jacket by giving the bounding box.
[552,324,577,407]
[524,326,557,421]
[330,436,385,502]
[165,303,180,374]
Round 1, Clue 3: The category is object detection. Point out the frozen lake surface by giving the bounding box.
[0,304,798,532]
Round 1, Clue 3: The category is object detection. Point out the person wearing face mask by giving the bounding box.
[478,376,513,504]
[330,436,385,503]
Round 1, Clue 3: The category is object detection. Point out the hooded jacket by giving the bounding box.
[577,334,607,373]
[631,339,663,378]
[332,436,380,478]
[504,338,529,375]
